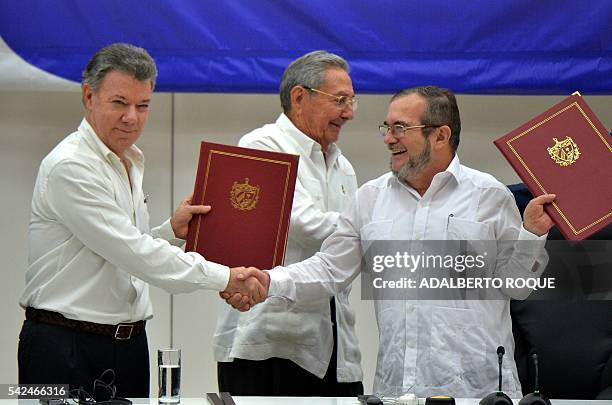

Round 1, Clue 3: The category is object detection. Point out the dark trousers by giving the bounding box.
[18,320,150,398]
[218,299,364,396]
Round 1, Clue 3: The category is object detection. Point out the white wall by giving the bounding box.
[1,90,610,397]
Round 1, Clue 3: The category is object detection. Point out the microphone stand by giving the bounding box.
[480,346,513,405]
[519,354,551,405]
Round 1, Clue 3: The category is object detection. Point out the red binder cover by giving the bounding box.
[185,142,299,268]
[494,94,611,240]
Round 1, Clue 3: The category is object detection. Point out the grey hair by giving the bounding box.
[82,43,158,91]
[279,50,349,113]
[391,85,461,153]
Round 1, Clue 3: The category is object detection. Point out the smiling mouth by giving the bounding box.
[390,148,406,155]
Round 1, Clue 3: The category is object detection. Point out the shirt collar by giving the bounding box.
[275,113,341,165]
[443,154,462,182]
[79,118,145,168]
[386,154,462,188]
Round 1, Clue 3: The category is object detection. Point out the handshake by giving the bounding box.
[220,266,270,311]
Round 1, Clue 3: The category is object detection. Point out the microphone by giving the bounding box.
[519,353,551,405]
[497,346,505,391]
[480,346,513,405]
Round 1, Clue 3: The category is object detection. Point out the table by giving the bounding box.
[4,398,611,405]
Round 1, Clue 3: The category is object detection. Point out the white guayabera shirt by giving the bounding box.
[21,119,230,325]
[269,155,548,397]
[213,113,363,383]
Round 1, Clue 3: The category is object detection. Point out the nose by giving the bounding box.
[340,104,354,120]
[383,130,397,145]
[122,105,138,124]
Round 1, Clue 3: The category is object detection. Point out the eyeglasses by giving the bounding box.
[302,86,358,111]
[378,123,441,138]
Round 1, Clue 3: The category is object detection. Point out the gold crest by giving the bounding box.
[547,136,581,167]
[230,178,260,211]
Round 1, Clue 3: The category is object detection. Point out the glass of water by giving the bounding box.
[158,348,181,403]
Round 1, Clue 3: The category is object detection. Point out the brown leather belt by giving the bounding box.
[25,307,145,340]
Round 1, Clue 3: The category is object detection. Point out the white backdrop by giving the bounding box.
[0,90,609,396]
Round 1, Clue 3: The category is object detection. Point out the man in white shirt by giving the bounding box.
[233,86,556,397]
[18,43,266,398]
[214,51,364,396]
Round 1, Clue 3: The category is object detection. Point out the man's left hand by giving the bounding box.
[523,193,556,236]
[170,194,211,239]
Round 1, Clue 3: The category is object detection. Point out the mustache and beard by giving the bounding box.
[391,140,432,184]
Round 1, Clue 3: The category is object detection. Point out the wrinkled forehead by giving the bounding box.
[96,70,153,99]
[320,67,354,94]
[386,94,426,124]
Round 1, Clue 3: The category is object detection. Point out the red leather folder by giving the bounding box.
[185,142,299,268]
[494,94,611,240]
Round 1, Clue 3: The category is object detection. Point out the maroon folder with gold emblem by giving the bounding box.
[494,93,611,240]
[185,142,299,268]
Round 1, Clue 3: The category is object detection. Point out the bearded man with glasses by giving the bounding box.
[239,85,558,398]
[213,50,364,397]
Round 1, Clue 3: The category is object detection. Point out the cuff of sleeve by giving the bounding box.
[205,261,231,291]
[267,267,295,301]
[519,225,547,244]
[519,224,547,240]
[151,219,183,243]
[517,225,548,275]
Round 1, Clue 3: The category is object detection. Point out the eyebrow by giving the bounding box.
[322,89,354,97]
[111,95,151,104]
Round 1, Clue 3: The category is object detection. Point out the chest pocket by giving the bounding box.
[300,176,325,210]
[135,197,151,232]
[446,216,494,240]
[360,219,393,241]
[446,217,497,278]
[360,219,393,255]
[338,164,357,204]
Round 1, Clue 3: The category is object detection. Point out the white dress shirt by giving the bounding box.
[20,118,230,325]
[213,113,363,382]
[269,155,548,397]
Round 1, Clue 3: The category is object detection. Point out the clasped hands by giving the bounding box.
[221,266,270,312]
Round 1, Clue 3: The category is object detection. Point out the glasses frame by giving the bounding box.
[378,123,442,138]
[301,85,358,110]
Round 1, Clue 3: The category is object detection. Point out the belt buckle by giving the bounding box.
[114,324,134,340]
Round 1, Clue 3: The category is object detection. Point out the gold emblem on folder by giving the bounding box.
[547,136,581,167]
[230,178,260,211]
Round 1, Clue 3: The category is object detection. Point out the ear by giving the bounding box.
[82,84,94,111]
[289,85,308,114]
[432,125,452,150]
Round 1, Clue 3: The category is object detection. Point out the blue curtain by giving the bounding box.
[1,0,610,94]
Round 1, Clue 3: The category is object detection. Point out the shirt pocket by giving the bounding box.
[446,217,493,240]
[446,217,497,277]
[427,306,488,387]
[360,219,393,254]
[339,164,357,197]
[299,175,325,210]
[260,299,323,347]
[360,219,393,241]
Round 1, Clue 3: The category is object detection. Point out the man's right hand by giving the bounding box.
[222,267,269,311]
